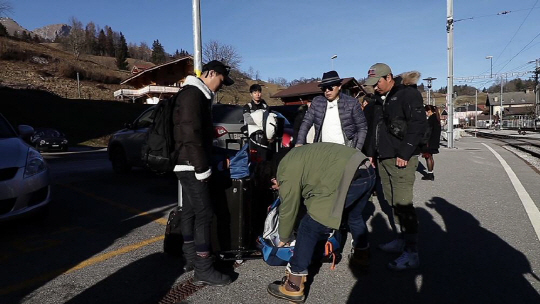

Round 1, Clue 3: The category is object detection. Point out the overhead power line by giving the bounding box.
[454,6,540,22]
[494,0,540,73]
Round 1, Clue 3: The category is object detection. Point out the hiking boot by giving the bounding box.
[421,173,434,181]
[267,272,306,303]
[378,239,405,253]
[348,247,370,269]
[182,243,196,273]
[192,255,231,287]
[388,251,419,271]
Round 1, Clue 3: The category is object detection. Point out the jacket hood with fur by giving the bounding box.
[397,71,421,86]
[183,75,213,99]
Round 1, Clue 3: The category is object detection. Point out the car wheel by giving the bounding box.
[110,146,132,174]
[62,146,68,152]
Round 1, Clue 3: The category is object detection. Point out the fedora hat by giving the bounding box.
[318,70,342,87]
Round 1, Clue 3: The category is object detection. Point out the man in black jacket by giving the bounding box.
[173,60,234,286]
[364,63,426,271]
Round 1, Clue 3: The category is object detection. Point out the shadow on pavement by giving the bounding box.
[347,196,540,304]
[64,253,186,304]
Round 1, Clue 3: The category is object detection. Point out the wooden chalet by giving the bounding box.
[271,77,363,105]
[114,56,194,103]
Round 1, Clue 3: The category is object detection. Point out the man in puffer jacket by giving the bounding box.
[295,70,367,151]
[173,60,234,286]
[364,62,427,271]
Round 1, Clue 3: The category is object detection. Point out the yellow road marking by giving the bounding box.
[57,183,168,226]
[1,183,172,296]
[0,236,164,295]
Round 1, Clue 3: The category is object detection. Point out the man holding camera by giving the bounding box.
[364,63,426,271]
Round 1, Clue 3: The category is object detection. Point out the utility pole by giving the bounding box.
[447,0,454,148]
[192,0,202,77]
[423,77,437,105]
[475,90,478,130]
[535,59,539,130]
[500,77,504,129]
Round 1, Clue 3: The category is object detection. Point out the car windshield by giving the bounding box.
[0,114,17,139]
[35,129,63,138]
[212,105,244,124]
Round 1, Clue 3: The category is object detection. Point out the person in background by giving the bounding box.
[173,60,234,286]
[292,101,314,146]
[421,105,441,181]
[243,84,269,127]
[266,143,375,303]
[363,62,426,271]
[295,70,367,151]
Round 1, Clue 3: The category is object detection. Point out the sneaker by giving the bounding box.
[378,239,405,253]
[348,247,370,269]
[388,251,419,271]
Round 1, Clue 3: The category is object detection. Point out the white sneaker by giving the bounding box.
[378,239,405,253]
[388,251,419,271]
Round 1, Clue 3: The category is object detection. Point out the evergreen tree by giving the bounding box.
[97,29,106,56]
[85,22,97,55]
[105,26,115,56]
[151,39,166,64]
[0,22,8,37]
[115,32,129,70]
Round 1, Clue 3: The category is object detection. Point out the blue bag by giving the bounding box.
[229,143,250,179]
[259,198,342,268]
[258,236,294,266]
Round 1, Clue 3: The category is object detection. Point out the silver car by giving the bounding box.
[107,104,293,173]
[0,114,51,222]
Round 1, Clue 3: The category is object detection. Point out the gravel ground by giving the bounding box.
[504,145,540,172]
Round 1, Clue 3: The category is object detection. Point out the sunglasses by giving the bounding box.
[321,85,337,92]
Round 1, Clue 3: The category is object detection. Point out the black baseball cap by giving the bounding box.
[202,60,234,86]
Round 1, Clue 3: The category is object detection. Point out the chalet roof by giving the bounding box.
[488,91,536,105]
[271,77,358,99]
[121,56,193,85]
[455,105,481,112]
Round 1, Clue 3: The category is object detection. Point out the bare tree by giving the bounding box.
[203,40,241,69]
[139,42,152,62]
[67,17,85,60]
[0,1,12,16]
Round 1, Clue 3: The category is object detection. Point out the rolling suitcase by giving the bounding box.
[211,176,260,260]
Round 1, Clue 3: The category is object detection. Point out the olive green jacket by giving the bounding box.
[276,143,369,242]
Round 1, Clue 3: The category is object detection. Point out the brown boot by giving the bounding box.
[349,247,370,269]
[267,272,306,303]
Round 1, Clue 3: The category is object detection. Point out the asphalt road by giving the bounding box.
[1,135,540,304]
[0,149,190,304]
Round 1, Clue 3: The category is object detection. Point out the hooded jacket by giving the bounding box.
[172,75,214,180]
[276,143,369,242]
[375,72,427,160]
[296,92,367,150]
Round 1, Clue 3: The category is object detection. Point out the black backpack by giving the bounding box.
[141,93,179,174]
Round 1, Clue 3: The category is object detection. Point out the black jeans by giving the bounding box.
[175,171,214,254]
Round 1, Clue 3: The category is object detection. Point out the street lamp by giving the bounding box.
[486,55,493,78]
[331,54,337,70]
[423,77,437,105]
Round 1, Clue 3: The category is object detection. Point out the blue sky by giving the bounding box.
[7,0,540,90]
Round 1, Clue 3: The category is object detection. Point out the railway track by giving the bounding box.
[468,130,540,159]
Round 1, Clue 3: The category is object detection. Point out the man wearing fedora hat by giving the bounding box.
[363,62,426,271]
[296,70,367,151]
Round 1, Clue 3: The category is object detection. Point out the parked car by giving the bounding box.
[0,113,51,222]
[30,128,69,152]
[107,104,292,173]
